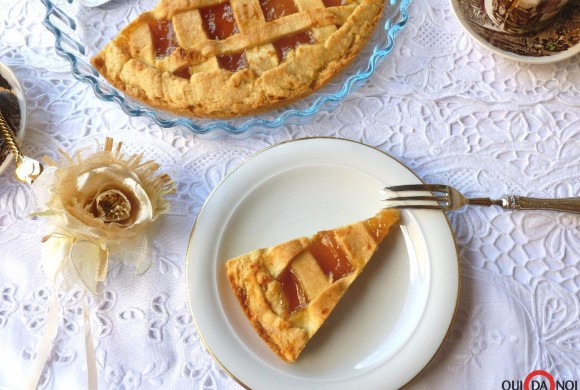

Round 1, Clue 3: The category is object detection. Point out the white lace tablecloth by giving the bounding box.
[1,0,579,388]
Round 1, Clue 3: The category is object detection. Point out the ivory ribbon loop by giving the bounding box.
[40,233,73,284]
[70,240,108,295]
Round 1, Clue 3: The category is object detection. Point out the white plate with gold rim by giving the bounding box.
[185,137,459,390]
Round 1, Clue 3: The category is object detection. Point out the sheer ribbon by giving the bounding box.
[26,231,152,389]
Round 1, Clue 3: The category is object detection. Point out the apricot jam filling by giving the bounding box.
[148,19,178,59]
[198,3,249,71]
[363,212,393,243]
[200,2,239,41]
[277,230,352,315]
[172,65,192,79]
[217,52,248,72]
[308,231,353,282]
[276,218,391,315]
[259,0,299,22]
[273,30,315,62]
[322,0,347,7]
[279,266,308,314]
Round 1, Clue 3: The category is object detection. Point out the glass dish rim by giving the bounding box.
[40,0,412,134]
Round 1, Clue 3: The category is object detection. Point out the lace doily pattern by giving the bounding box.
[0,0,578,388]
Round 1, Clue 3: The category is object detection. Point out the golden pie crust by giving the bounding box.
[90,0,386,118]
[225,208,399,362]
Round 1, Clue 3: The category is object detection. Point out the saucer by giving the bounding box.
[450,0,580,64]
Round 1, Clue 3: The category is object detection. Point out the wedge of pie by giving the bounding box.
[225,208,399,362]
[90,0,386,118]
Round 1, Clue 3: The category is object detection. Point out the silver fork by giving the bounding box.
[382,184,580,214]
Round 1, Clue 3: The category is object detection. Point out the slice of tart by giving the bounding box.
[225,208,399,362]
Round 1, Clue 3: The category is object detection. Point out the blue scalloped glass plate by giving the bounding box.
[41,0,411,134]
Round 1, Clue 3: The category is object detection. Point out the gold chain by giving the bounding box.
[0,109,22,160]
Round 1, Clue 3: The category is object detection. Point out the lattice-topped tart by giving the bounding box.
[225,208,399,362]
[90,0,386,118]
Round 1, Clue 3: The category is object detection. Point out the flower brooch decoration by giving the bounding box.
[33,137,174,294]
[28,138,174,389]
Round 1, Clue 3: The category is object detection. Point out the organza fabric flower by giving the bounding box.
[33,138,173,294]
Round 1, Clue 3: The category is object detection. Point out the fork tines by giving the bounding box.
[381,184,449,210]
[382,184,449,193]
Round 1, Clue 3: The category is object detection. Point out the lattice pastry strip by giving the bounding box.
[172,10,221,73]
[91,0,386,117]
[293,0,338,42]
[230,0,278,74]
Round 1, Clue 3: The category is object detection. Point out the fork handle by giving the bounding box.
[501,195,580,214]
